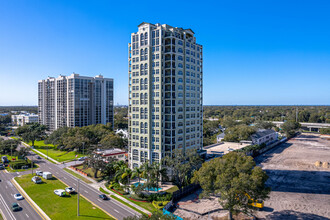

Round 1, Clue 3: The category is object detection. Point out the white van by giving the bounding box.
[42,172,52,179]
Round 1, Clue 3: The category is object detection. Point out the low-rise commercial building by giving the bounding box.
[94,148,127,163]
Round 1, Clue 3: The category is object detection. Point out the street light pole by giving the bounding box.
[82,142,85,156]
[77,179,80,216]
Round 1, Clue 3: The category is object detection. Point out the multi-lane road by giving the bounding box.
[0,137,140,220]
[0,170,45,220]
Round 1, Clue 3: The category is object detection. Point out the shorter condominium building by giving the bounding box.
[251,129,278,145]
[38,73,114,131]
[12,113,39,126]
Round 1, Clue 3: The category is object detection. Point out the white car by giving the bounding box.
[31,176,42,184]
[36,171,43,176]
[65,187,75,194]
[14,193,24,200]
[54,189,66,197]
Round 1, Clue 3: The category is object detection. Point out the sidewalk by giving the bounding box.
[66,167,151,216]
[101,182,152,216]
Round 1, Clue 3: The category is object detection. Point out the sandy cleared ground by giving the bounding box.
[174,134,330,219]
[255,133,330,219]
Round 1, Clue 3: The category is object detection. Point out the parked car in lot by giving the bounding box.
[14,193,24,200]
[99,194,108,200]
[0,164,4,170]
[36,156,41,159]
[31,176,42,184]
[65,187,75,194]
[36,171,43,176]
[11,202,22,212]
[54,189,66,197]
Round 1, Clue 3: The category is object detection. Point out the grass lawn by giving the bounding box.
[15,174,114,220]
[109,188,157,213]
[165,185,179,194]
[28,140,54,148]
[37,148,85,162]
[110,195,147,217]
[76,165,104,182]
[64,168,93,184]
[99,187,110,195]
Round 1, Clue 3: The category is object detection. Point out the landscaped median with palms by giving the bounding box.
[15,174,114,220]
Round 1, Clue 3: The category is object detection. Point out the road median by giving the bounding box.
[11,178,51,220]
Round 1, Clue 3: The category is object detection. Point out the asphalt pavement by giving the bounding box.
[0,170,45,220]
[0,136,141,220]
[29,153,140,219]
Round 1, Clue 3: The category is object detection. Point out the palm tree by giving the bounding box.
[115,164,132,192]
[151,162,168,192]
[141,161,152,191]
[132,167,143,183]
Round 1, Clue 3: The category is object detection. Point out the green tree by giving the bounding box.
[281,121,301,137]
[222,116,238,129]
[101,158,118,182]
[100,133,126,150]
[132,167,143,183]
[0,139,19,156]
[254,121,274,130]
[15,123,47,146]
[162,149,202,190]
[151,162,168,192]
[223,125,256,142]
[83,155,106,178]
[192,152,270,220]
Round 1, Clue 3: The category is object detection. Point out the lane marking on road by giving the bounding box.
[114,209,119,213]
[97,199,102,202]
[63,177,67,180]
[84,190,88,193]
[10,179,47,220]
[60,169,139,216]
[0,193,16,220]
[26,214,30,218]
[80,194,118,220]
[52,174,117,220]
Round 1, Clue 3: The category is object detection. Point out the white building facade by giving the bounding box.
[128,22,203,169]
[12,113,39,126]
[38,73,114,131]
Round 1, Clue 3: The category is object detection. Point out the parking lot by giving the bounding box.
[255,134,330,219]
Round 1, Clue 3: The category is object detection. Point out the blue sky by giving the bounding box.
[0,0,329,105]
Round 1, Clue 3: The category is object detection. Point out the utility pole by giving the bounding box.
[77,179,80,216]
[296,107,298,122]
[31,159,33,176]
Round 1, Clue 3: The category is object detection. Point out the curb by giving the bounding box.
[11,178,51,220]
[53,175,117,220]
[103,186,151,215]
[0,207,7,220]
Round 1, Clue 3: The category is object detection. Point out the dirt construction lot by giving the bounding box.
[255,133,330,219]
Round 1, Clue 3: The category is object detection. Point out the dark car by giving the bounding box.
[99,194,108,200]
[12,202,22,212]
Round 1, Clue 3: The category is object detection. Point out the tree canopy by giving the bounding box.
[15,123,47,146]
[192,152,270,219]
[162,149,202,190]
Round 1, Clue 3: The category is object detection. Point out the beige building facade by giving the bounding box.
[128,22,203,168]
